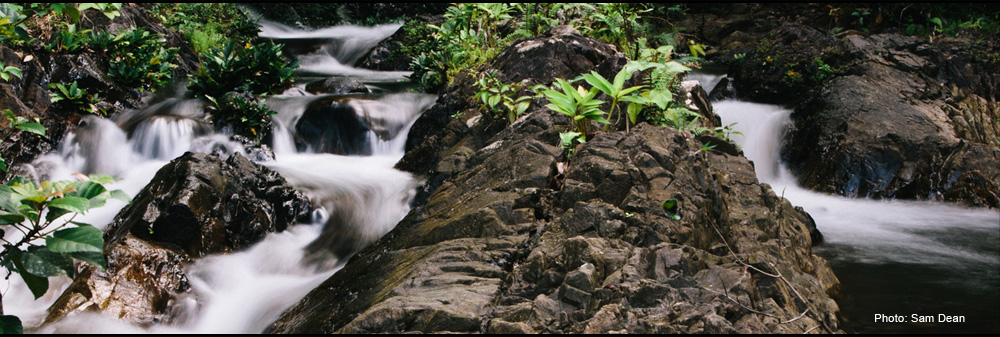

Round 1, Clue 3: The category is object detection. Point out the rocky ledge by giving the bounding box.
[269,26,842,334]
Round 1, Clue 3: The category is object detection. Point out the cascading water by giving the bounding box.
[3,22,434,333]
[703,74,999,333]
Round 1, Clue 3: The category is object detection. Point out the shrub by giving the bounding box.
[146,3,259,54]
[48,81,105,116]
[90,28,179,92]
[0,174,129,333]
[187,40,298,99]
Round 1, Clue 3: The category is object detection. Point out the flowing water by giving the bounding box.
[704,77,1000,333]
[3,22,435,333]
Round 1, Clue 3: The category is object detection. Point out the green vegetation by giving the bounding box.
[204,92,276,142]
[0,3,120,48]
[0,109,47,174]
[48,81,105,116]
[0,62,20,82]
[542,78,607,141]
[409,3,695,92]
[473,71,537,124]
[145,3,259,54]
[187,40,297,141]
[662,198,681,220]
[90,28,178,92]
[188,40,298,99]
[0,174,129,333]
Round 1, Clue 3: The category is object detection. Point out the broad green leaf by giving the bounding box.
[0,209,25,225]
[15,122,46,136]
[66,251,106,270]
[45,206,71,223]
[647,89,674,110]
[69,181,109,208]
[0,185,21,212]
[559,132,582,148]
[46,196,91,214]
[0,315,23,334]
[582,71,613,96]
[46,225,103,253]
[16,256,49,299]
[21,246,74,277]
[661,61,691,75]
[109,189,131,203]
[627,102,643,124]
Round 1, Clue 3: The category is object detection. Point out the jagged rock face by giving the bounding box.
[269,109,841,333]
[689,17,999,207]
[270,27,842,333]
[777,32,999,206]
[491,25,621,87]
[45,152,313,326]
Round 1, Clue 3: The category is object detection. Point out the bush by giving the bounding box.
[187,40,298,99]
[145,3,259,54]
[90,28,178,92]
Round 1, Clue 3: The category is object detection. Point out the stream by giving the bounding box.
[2,19,997,334]
[3,21,434,333]
[697,75,1000,334]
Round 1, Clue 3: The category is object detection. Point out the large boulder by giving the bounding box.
[270,25,841,333]
[781,33,1000,207]
[44,152,313,326]
[269,106,841,333]
[689,14,999,207]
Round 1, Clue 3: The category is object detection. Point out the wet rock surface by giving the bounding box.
[271,27,841,334]
[45,152,312,326]
[680,8,999,207]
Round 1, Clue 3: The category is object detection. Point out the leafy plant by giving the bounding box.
[0,174,129,333]
[474,71,535,124]
[581,66,646,132]
[205,92,276,142]
[2,109,46,138]
[48,81,105,116]
[662,199,680,220]
[188,40,298,99]
[0,3,31,46]
[146,3,260,54]
[0,109,47,174]
[713,122,744,144]
[559,131,584,159]
[45,24,90,53]
[0,62,21,82]
[94,28,178,92]
[543,78,607,141]
[409,51,447,92]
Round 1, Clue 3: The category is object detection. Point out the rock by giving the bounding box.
[45,152,313,326]
[679,80,722,129]
[783,59,999,207]
[490,25,625,87]
[295,98,372,155]
[695,13,999,207]
[270,67,842,334]
[305,77,370,95]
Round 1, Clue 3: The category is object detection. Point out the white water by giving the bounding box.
[4,22,432,334]
[712,100,1000,266]
[710,93,999,333]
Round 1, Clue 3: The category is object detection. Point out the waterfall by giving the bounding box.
[711,98,1000,333]
[5,21,433,334]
